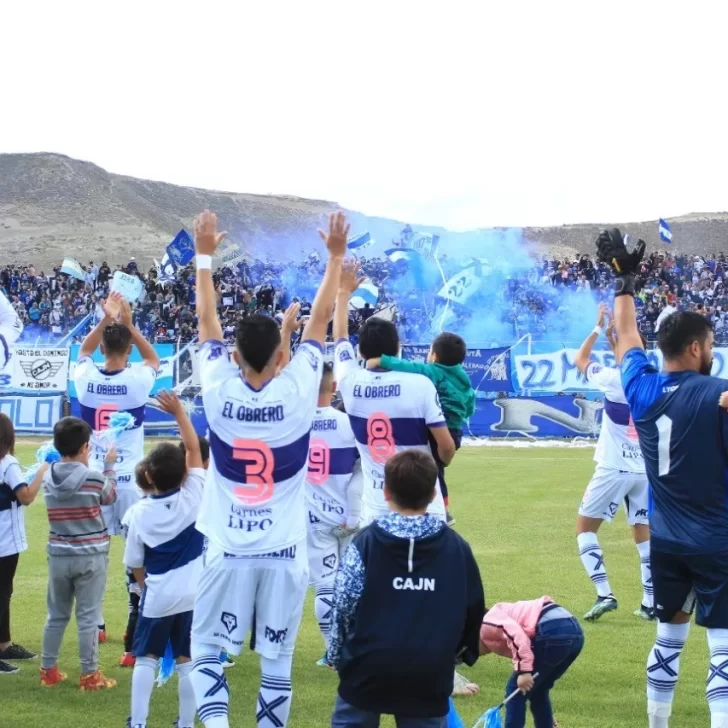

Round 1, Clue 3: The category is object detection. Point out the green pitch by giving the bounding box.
[7,445,711,727]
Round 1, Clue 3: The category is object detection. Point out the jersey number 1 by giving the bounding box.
[656,414,672,476]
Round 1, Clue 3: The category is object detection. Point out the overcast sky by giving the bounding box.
[1,1,726,230]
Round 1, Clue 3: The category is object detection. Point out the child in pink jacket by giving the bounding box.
[479,596,584,728]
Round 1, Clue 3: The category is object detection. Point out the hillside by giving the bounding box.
[1,153,727,268]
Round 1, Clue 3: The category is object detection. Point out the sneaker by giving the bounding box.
[316,653,333,668]
[219,651,235,669]
[584,596,618,621]
[634,604,656,621]
[40,665,67,686]
[79,670,117,691]
[98,630,107,644]
[0,643,36,660]
[119,652,136,668]
[446,511,456,527]
[0,659,19,675]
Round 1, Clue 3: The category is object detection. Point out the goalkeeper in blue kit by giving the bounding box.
[596,228,728,728]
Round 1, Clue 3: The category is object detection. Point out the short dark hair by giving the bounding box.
[657,311,713,359]
[53,417,92,457]
[432,332,467,366]
[146,442,186,493]
[135,459,154,493]
[358,318,399,360]
[179,436,210,463]
[236,314,281,373]
[319,361,334,394]
[384,450,438,511]
[0,413,15,460]
[102,322,133,356]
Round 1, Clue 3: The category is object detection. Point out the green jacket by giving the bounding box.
[379,354,475,429]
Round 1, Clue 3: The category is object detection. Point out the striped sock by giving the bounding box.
[190,646,229,728]
[314,585,335,647]
[707,629,728,726]
[636,540,653,608]
[647,621,690,724]
[258,656,293,728]
[577,532,612,598]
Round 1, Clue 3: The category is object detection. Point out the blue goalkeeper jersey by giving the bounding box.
[621,347,728,555]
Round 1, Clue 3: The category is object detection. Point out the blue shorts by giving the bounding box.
[133,610,193,659]
[651,548,728,627]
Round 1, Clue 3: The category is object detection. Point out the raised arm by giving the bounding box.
[118,297,160,370]
[334,259,366,343]
[574,303,608,374]
[156,391,202,470]
[300,212,349,346]
[78,297,117,358]
[278,302,301,370]
[13,462,47,506]
[193,210,228,345]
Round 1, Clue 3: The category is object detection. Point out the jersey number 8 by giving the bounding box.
[366,412,395,464]
[232,439,275,505]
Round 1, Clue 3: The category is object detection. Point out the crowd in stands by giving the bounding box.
[3,247,728,346]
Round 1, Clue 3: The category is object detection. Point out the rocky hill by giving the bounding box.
[1,153,727,268]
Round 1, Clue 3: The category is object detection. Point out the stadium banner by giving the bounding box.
[67,343,175,397]
[8,347,70,392]
[0,393,64,434]
[467,395,603,438]
[401,345,515,393]
[515,346,728,392]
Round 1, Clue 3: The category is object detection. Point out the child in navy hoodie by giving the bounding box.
[328,450,484,727]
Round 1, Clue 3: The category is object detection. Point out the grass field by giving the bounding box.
[5,444,712,727]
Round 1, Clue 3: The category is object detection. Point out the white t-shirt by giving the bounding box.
[333,339,448,518]
[0,291,23,371]
[585,362,644,472]
[123,468,206,618]
[0,455,27,558]
[196,338,323,556]
[306,406,361,528]
[74,358,157,486]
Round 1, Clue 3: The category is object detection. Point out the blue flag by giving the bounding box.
[658,218,672,244]
[166,230,195,267]
[348,232,374,251]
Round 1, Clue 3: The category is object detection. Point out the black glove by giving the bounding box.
[595,228,646,297]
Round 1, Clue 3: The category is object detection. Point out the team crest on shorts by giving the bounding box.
[220,611,238,634]
[323,554,337,570]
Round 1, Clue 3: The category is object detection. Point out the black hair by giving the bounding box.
[53,417,92,458]
[384,450,438,511]
[358,318,400,360]
[432,332,467,366]
[657,311,713,359]
[179,436,210,463]
[0,413,15,460]
[146,442,186,493]
[319,361,334,394]
[102,322,133,356]
[235,314,281,373]
[135,459,154,493]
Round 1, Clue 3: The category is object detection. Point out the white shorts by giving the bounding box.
[191,541,308,659]
[102,487,142,536]
[307,528,353,585]
[579,465,649,525]
[361,495,446,527]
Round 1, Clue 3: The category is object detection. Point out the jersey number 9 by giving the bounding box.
[232,439,275,505]
[307,440,330,486]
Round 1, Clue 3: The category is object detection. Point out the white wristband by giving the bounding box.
[592,326,604,337]
[196,255,212,271]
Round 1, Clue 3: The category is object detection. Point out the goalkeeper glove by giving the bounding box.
[595,228,646,297]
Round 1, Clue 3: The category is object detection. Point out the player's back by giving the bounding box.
[622,348,728,553]
[196,339,322,555]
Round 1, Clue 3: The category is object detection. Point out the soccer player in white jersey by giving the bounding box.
[305,362,363,664]
[0,289,23,372]
[189,209,348,728]
[574,304,652,622]
[332,260,456,525]
[73,293,160,642]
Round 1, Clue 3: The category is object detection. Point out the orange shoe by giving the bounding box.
[119,652,135,668]
[40,665,68,687]
[98,629,107,644]
[79,670,117,691]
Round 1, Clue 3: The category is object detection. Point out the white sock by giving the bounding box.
[258,655,293,728]
[577,532,613,598]
[707,628,728,724]
[131,656,157,728]
[191,641,229,728]
[647,622,690,722]
[636,540,653,608]
[177,662,196,728]
[314,584,335,647]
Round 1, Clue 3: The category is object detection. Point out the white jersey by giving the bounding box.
[196,338,323,556]
[333,339,448,518]
[0,455,27,558]
[0,290,23,371]
[306,406,362,529]
[585,362,644,472]
[123,468,206,618]
[74,357,157,486]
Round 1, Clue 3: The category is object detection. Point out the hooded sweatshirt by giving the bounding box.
[379,355,475,429]
[329,513,484,718]
[43,461,117,556]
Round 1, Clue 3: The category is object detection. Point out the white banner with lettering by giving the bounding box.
[0,394,64,434]
[5,347,70,392]
[515,347,728,392]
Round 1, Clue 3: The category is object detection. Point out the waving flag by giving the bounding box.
[659,218,672,244]
[60,257,87,281]
[166,230,195,267]
[437,260,490,306]
[154,253,177,284]
[347,232,374,252]
[350,280,379,308]
[385,247,423,264]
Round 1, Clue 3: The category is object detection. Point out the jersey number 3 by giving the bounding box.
[232,439,275,505]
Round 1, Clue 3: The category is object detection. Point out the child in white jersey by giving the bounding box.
[124,392,205,728]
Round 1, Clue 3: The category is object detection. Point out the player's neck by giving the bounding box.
[241,367,274,390]
[662,356,699,374]
[317,395,332,408]
[104,355,127,372]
